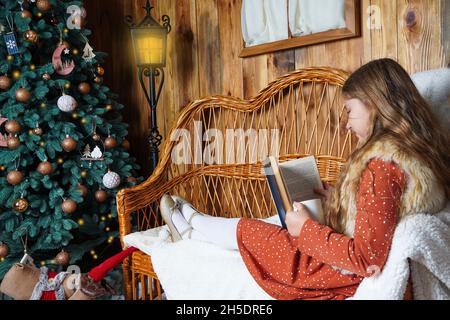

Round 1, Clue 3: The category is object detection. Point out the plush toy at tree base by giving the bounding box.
[0,247,137,300]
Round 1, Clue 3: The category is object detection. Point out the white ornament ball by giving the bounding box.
[102,171,121,189]
[57,94,78,112]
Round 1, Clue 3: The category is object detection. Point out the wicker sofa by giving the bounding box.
[117,67,411,300]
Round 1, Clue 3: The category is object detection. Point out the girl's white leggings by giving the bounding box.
[189,215,240,251]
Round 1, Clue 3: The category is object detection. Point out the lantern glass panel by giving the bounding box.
[131,27,167,67]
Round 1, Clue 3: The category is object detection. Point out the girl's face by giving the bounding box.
[344,98,372,141]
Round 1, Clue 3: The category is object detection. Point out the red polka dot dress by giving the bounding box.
[236,158,406,300]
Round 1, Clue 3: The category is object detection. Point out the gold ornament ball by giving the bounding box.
[61,136,77,152]
[64,82,71,90]
[122,139,131,151]
[36,12,43,18]
[24,30,39,43]
[40,102,47,108]
[0,166,5,171]
[95,190,108,203]
[36,0,52,11]
[96,66,105,76]
[57,158,64,165]
[13,198,29,213]
[78,184,88,197]
[104,136,117,149]
[72,48,79,55]
[12,70,21,79]
[7,136,21,150]
[93,76,103,84]
[80,170,88,178]
[39,141,46,147]
[78,219,84,225]
[33,127,43,135]
[21,10,32,19]
[30,64,36,71]
[7,55,14,62]
[37,161,53,175]
[0,243,9,258]
[0,75,11,90]
[63,28,69,34]
[5,120,21,134]
[7,170,23,185]
[62,199,77,214]
[105,104,112,111]
[55,250,70,266]
[16,88,31,103]
[71,113,78,119]
[42,73,51,81]
[126,176,137,184]
[78,82,91,94]
[81,118,87,124]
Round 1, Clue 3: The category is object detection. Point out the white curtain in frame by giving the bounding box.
[289,0,346,37]
[241,0,289,47]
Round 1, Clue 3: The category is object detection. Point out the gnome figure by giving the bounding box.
[0,247,136,300]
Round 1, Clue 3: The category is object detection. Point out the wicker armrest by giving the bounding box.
[117,171,168,248]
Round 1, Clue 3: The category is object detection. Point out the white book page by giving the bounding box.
[279,156,325,223]
[279,156,322,202]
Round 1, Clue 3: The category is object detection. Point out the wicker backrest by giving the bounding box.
[117,67,355,239]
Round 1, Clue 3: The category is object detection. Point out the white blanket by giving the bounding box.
[124,202,450,300]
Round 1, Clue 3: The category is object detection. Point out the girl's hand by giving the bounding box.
[313,181,332,202]
[285,202,312,237]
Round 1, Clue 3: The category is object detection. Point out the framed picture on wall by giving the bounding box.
[240,0,361,58]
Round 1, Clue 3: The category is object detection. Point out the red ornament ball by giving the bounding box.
[95,190,108,203]
[61,136,77,152]
[37,161,53,175]
[62,199,77,214]
[55,249,70,266]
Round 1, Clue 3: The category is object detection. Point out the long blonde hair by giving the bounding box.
[325,58,450,233]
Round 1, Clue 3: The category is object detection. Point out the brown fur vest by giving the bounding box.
[339,137,448,237]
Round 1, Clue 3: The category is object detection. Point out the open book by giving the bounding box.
[263,155,325,228]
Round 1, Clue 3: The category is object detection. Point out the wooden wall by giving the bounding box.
[84,0,450,177]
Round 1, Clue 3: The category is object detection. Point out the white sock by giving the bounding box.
[171,207,192,237]
[180,204,204,223]
[191,215,240,250]
[178,203,240,249]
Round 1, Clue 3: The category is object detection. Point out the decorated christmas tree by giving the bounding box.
[0,0,140,278]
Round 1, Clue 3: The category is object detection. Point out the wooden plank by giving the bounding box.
[267,50,296,83]
[397,0,443,73]
[441,0,450,66]
[242,55,269,99]
[196,0,222,97]
[218,0,244,97]
[363,0,373,63]
[370,0,398,60]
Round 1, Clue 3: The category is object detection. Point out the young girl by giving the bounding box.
[160,58,450,300]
